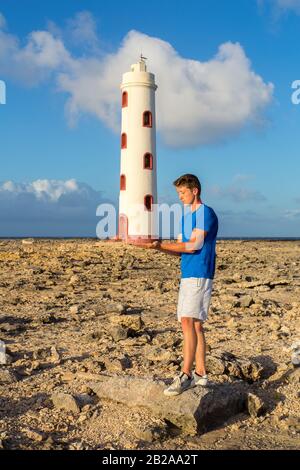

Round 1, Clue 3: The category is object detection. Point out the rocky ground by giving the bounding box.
[0,239,299,450]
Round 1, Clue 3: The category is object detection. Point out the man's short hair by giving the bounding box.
[173,174,201,196]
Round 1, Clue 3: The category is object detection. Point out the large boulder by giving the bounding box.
[89,375,245,435]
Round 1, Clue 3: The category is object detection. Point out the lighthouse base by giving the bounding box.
[129,236,160,244]
[115,235,160,244]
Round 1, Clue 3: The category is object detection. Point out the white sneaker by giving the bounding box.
[192,371,208,387]
[163,372,194,396]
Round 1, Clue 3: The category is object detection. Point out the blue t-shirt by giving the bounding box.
[181,204,218,279]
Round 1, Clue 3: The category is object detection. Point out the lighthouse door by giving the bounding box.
[119,214,128,240]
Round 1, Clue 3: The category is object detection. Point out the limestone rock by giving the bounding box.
[152,332,181,349]
[0,341,7,365]
[70,305,80,315]
[0,368,18,384]
[23,428,45,442]
[134,423,168,442]
[33,348,50,361]
[89,375,245,435]
[109,314,144,332]
[287,368,300,384]
[247,392,265,417]
[51,393,80,413]
[69,275,80,286]
[240,296,255,308]
[234,296,255,308]
[104,356,132,372]
[284,416,300,431]
[42,436,55,450]
[28,360,42,372]
[50,346,61,364]
[39,313,58,324]
[291,353,300,366]
[206,355,226,375]
[291,340,300,351]
[107,303,128,314]
[0,323,24,334]
[206,351,263,381]
[107,325,129,342]
[76,393,96,408]
[22,239,35,245]
[291,340,300,366]
[145,347,177,363]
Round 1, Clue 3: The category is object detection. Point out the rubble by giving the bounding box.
[0,239,299,450]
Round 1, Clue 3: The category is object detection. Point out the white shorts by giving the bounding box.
[177,277,213,323]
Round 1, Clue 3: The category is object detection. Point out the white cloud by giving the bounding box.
[57,32,274,147]
[0,179,113,236]
[218,208,300,237]
[232,174,255,184]
[0,12,274,147]
[274,0,300,13]
[258,0,300,15]
[208,183,267,203]
[284,209,300,218]
[2,181,15,191]
[0,179,80,201]
[0,12,6,29]
[0,179,299,238]
[0,22,73,85]
[20,31,71,69]
[66,11,99,50]
[30,179,78,201]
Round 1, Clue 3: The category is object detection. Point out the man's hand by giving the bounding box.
[128,240,161,250]
[151,241,161,249]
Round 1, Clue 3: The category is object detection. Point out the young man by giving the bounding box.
[132,174,218,396]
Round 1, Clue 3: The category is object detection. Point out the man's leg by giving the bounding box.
[194,320,206,376]
[181,317,197,376]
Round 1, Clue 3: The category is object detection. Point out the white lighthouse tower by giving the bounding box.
[118,56,158,242]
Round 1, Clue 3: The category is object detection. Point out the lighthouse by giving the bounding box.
[118,56,158,242]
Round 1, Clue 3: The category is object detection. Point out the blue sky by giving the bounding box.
[0,0,300,237]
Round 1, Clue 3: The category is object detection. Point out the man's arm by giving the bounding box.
[157,234,182,257]
[157,246,181,257]
[129,229,207,255]
[157,229,207,255]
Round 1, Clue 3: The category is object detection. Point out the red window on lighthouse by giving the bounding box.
[143,153,153,170]
[144,194,153,211]
[120,174,126,190]
[119,214,128,240]
[143,111,152,128]
[122,91,128,108]
[121,133,127,149]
